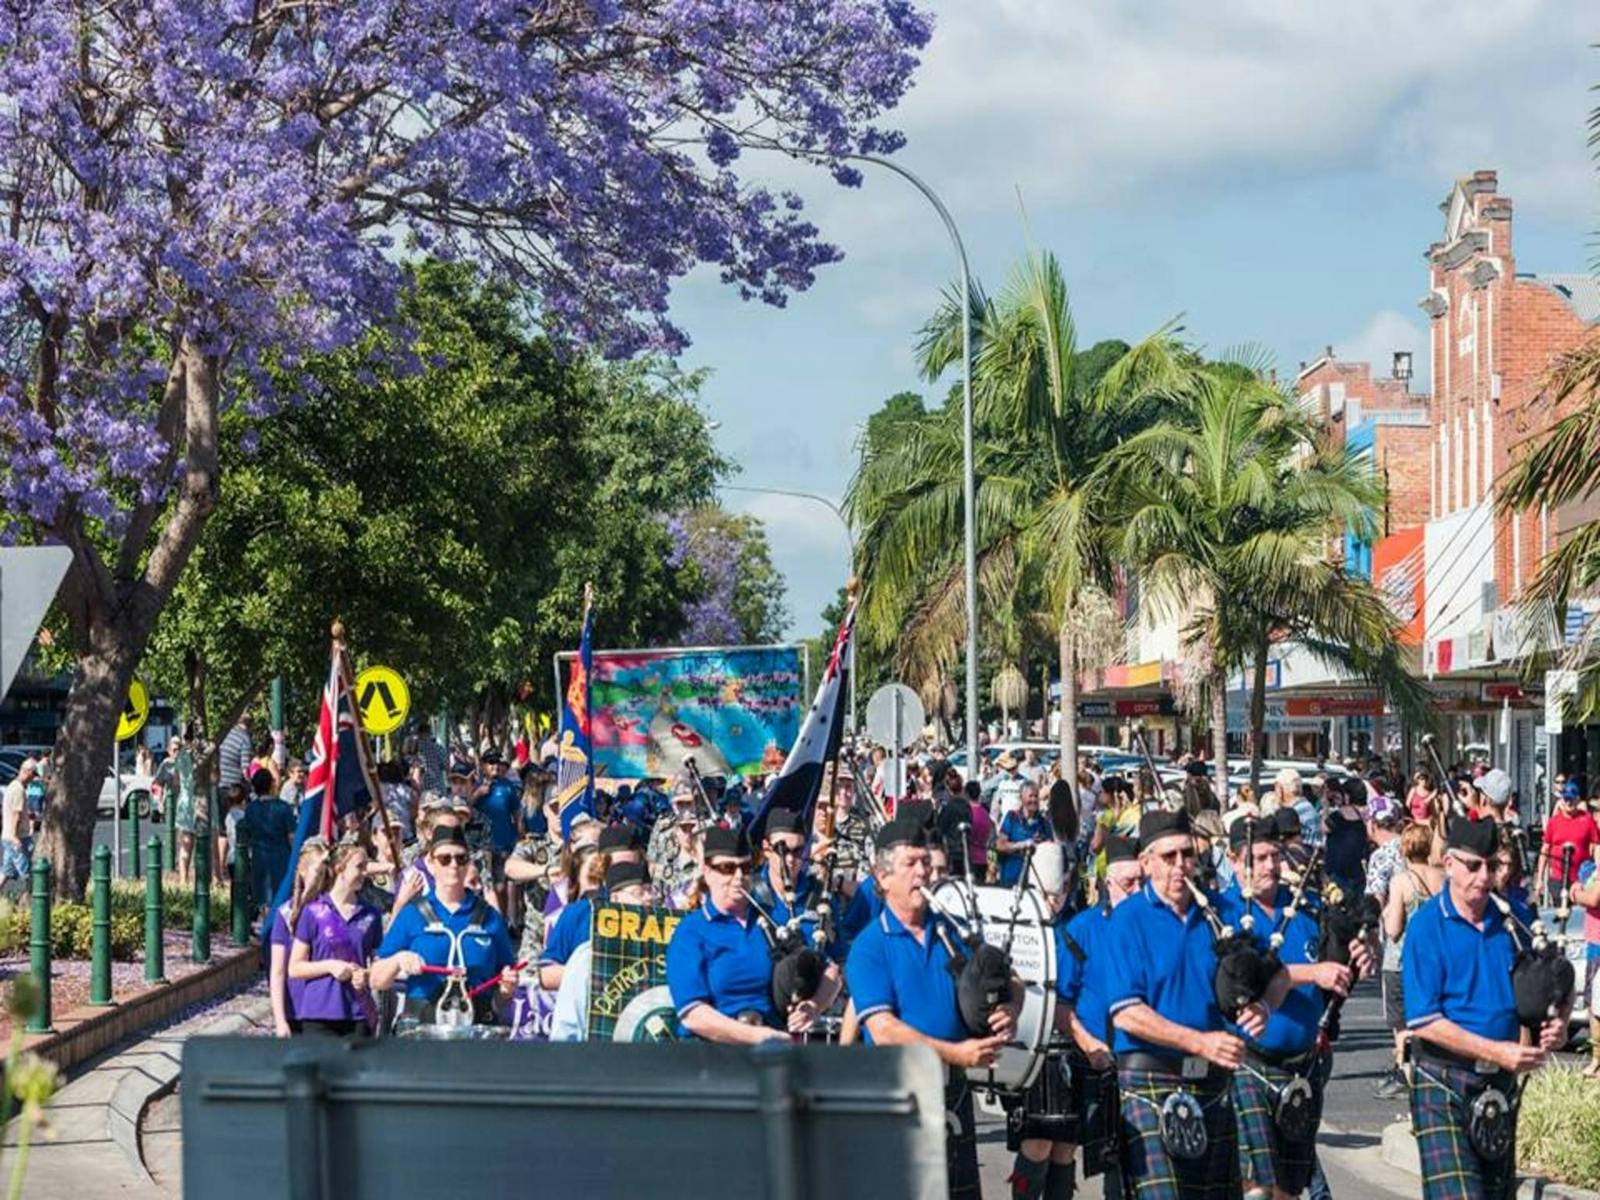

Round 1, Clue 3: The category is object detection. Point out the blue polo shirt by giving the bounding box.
[839,874,883,947]
[1059,903,1117,1047]
[1217,882,1321,1055]
[845,904,967,1043]
[756,866,845,964]
[1402,887,1519,1043]
[479,778,522,854]
[540,896,593,967]
[377,892,516,1003]
[997,812,1052,886]
[666,898,777,1026]
[1105,883,1226,1056]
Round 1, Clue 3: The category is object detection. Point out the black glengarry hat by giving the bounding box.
[1138,809,1191,849]
[1446,815,1500,858]
[703,824,752,860]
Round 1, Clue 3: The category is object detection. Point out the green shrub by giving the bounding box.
[109,879,232,932]
[11,902,141,959]
[1519,1062,1600,1189]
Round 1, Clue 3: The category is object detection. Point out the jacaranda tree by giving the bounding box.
[0,0,931,894]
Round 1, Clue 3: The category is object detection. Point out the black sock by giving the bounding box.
[1009,1153,1049,1200]
[1045,1160,1075,1200]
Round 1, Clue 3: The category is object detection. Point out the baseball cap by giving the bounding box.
[1474,768,1512,807]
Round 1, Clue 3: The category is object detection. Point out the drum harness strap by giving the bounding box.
[414,895,494,1026]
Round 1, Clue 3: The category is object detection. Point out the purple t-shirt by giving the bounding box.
[292,896,383,1022]
[270,903,304,1019]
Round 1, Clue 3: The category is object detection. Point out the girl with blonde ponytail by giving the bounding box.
[269,836,330,1038]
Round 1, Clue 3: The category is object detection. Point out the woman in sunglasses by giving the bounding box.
[667,824,816,1043]
[370,826,519,1026]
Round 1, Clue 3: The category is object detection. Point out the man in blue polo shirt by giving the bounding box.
[1105,810,1287,1200]
[996,782,1051,886]
[846,816,1019,1200]
[1218,818,1369,1200]
[1059,834,1143,1199]
[1404,816,1566,1200]
[667,823,804,1043]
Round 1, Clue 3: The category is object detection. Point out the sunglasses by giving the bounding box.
[705,860,752,877]
[432,852,469,867]
[770,843,804,858]
[1448,853,1489,875]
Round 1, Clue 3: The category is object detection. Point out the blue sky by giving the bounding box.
[667,0,1599,641]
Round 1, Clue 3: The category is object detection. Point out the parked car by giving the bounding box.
[97,768,155,819]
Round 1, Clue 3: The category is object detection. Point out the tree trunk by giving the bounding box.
[1058,621,1078,783]
[1248,626,1270,794]
[38,338,220,899]
[1210,660,1230,808]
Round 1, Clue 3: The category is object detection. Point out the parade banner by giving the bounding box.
[586,902,683,1042]
[555,645,805,779]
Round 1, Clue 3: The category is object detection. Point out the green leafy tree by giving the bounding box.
[846,249,1184,768]
[142,264,724,743]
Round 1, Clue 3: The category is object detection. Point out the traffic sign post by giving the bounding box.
[354,666,410,736]
[866,684,924,802]
[113,678,151,880]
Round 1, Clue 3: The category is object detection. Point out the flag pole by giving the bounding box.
[581,580,595,807]
[332,619,402,860]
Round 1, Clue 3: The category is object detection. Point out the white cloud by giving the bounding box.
[722,491,855,636]
[1320,309,1432,391]
[750,0,1597,254]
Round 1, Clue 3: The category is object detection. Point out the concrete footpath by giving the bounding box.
[1,983,271,1199]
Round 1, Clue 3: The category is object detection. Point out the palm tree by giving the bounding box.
[1500,338,1600,717]
[1102,365,1427,791]
[846,249,1186,772]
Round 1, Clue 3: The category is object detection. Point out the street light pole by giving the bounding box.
[845,156,978,771]
[728,141,981,770]
[721,484,859,733]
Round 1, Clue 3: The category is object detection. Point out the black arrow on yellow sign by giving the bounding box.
[360,679,401,721]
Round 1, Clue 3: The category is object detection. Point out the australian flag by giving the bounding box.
[751,598,855,842]
[555,593,596,841]
[270,642,372,912]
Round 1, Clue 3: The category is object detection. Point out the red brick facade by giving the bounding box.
[1421,169,1597,604]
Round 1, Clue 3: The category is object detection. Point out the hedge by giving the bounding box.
[1519,1061,1600,1190]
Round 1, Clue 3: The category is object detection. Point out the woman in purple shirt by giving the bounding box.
[289,839,384,1037]
[269,836,329,1038]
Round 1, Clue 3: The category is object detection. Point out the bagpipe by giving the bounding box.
[1314,875,1380,1042]
[921,842,1031,1040]
[1184,862,1280,1019]
[1494,842,1577,1034]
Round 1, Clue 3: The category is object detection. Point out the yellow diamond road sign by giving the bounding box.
[117,678,150,742]
[355,666,410,736]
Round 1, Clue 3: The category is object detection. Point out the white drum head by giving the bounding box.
[929,880,1057,1091]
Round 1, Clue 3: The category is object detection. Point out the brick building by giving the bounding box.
[1295,351,1432,575]
[1418,170,1600,800]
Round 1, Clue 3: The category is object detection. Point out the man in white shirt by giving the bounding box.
[2,759,36,882]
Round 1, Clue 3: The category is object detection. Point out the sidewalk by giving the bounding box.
[1,983,271,1199]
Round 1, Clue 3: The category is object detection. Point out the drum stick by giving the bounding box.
[467,960,530,1000]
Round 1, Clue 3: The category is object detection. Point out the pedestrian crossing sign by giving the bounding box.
[117,678,149,741]
[355,665,410,735]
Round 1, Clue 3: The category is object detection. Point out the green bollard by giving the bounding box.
[127,791,141,878]
[144,838,164,983]
[90,845,112,1006]
[231,825,251,945]
[27,857,50,1032]
[193,829,211,964]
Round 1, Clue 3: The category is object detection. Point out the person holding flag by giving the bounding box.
[554,584,599,843]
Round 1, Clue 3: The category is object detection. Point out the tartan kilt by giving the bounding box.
[1410,1061,1519,1200]
[1231,1052,1324,1197]
[1118,1067,1241,1200]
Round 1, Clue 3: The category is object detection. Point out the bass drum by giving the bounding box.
[929,879,1056,1093]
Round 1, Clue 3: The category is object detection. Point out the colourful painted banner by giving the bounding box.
[557,645,805,780]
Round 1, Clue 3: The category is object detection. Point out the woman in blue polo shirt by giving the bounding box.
[1403,816,1564,1200]
[667,824,817,1043]
[370,826,518,1026]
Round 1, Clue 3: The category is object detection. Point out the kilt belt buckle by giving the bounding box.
[1467,1087,1515,1161]
[1160,1090,1209,1161]
[1179,1055,1209,1081]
